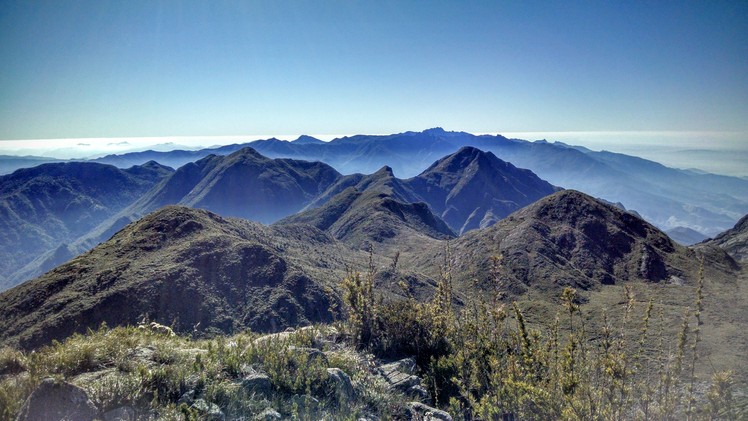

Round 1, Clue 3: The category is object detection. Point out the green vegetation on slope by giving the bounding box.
[2,260,746,420]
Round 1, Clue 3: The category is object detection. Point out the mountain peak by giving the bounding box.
[293,135,324,145]
[452,145,491,160]
[423,146,501,174]
[373,165,395,176]
[222,147,272,165]
[423,127,446,135]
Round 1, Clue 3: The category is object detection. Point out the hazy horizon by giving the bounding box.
[1,129,746,178]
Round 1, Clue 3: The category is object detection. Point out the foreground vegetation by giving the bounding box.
[342,257,748,420]
[1,261,747,420]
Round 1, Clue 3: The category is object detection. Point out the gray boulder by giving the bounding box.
[380,357,422,393]
[15,378,98,421]
[406,402,453,421]
[254,408,282,420]
[191,399,225,421]
[327,367,355,403]
[241,372,273,397]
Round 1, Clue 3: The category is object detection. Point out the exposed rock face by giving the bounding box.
[406,402,454,421]
[326,367,355,403]
[706,213,748,263]
[15,378,98,421]
[241,373,273,397]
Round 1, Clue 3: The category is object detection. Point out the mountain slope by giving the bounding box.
[279,186,455,250]
[704,213,748,263]
[298,148,558,237]
[0,206,344,349]
[178,148,341,223]
[406,146,559,234]
[0,161,173,291]
[412,190,735,297]
[4,148,343,289]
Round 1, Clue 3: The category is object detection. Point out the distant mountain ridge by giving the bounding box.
[666,226,708,246]
[1,146,557,290]
[83,128,748,237]
[279,147,557,255]
[408,146,560,234]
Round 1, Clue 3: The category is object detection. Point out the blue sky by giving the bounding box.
[1,1,747,141]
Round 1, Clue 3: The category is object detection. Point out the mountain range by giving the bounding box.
[0,146,555,290]
[0,188,741,352]
[3,129,744,238]
[78,129,744,236]
[0,140,746,382]
[0,161,173,291]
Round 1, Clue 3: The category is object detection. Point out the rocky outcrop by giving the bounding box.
[705,213,748,263]
[406,401,454,421]
[15,378,98,421]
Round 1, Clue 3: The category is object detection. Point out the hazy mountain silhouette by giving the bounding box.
[407,146,559,234]
[666,226,708,246]
[0,148,341,290]
[0,161,173,291]
[89,129,748,236]
[279,167,455,249]
[295,147,558,237]
[0,155,64,175]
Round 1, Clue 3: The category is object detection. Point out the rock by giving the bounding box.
[379,357,424,394]
[290,394,319,412]
[15,378,99,421]
[380,357,416,375]
[178,389,196,405]
[407,384,431,403]
[406,402,453,421]
[103,406,136,421]
[191,399,225,421]
[252,326,339,350]
[241,373,273,397]
[252,326,315,347]
[327,367,355,403]
[254,408,282,420]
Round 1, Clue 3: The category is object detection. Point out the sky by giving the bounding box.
[1,1,747,173]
